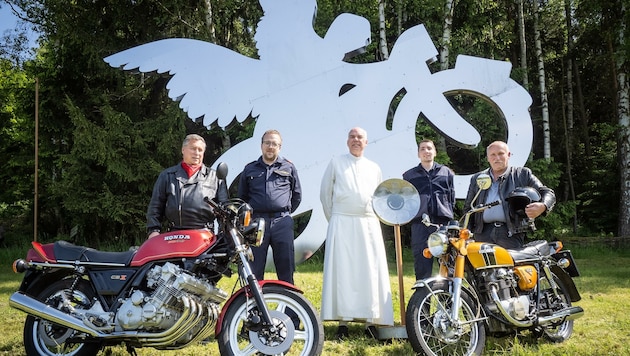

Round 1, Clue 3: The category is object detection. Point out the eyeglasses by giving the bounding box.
[262,141,281,148]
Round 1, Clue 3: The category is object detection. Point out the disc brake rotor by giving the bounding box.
[249,310,295,354]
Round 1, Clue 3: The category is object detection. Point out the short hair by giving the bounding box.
[418,139,435,149]
[182,134,206,149]
[348,127,368,140]
[486,141,509,154]
[261,129,282,143]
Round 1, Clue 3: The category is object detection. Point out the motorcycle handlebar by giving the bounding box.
[469,200,500,214]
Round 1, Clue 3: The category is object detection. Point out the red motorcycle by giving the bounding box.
[10,163,324,356]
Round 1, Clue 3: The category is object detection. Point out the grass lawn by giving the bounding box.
[0,243,628,355]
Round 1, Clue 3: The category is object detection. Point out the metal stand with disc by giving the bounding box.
[371,178,420,340]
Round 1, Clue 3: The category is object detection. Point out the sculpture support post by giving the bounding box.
[394,223,405,324]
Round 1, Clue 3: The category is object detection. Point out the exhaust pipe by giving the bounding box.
[490,285,584,328]
[9,292,104,337]
[538,306,584,325]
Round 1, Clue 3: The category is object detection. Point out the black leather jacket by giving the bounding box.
[463,166,556,236]
[146,163,228,233]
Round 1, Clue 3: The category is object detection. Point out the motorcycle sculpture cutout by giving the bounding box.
[405,174,583,356]
[10,163,324,356]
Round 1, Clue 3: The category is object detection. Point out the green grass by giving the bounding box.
[0,243,629,355]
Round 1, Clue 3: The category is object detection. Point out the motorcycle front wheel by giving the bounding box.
[217,285,324,356]
[405,281,486,356]
[23,278,102,356]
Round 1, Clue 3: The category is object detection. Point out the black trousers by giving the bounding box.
[474,223,525,250]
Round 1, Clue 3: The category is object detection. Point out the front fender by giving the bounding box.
[411,277,484,317]
[215,280,302,335]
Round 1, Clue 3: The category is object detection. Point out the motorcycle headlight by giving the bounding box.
[427,230,448,257]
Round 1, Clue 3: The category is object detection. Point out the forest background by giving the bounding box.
[0,0,629,248]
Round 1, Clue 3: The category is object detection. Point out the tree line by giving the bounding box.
[0,0,628,247]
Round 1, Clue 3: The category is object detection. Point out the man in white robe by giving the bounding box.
[320,127,394,339]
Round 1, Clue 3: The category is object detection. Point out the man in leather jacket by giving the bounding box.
[146,134,228,238]
[463,141,555,249]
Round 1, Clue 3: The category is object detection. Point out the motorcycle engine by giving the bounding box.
[116,262,227,331]
[478,267,532,321]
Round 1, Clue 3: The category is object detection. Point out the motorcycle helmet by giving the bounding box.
[506,187,541,217]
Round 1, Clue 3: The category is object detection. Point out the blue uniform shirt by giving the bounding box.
[402,162,455,221]
[238,156,302,213]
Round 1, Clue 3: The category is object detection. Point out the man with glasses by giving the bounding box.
[238,129,302,285]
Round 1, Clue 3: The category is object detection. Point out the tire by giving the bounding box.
[405,281,486,356]
[217,285,324,356]
[537,272,574,342]
[23,278,102,356]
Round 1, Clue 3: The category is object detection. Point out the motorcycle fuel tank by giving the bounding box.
[467,242,514,269]
[130,230,216,267]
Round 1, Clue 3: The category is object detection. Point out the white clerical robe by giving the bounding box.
[319,154,394,326]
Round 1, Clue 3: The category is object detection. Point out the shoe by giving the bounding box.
[335,325,349,340]
[364,325,378,339]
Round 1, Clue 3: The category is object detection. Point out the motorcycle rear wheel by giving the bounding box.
[405,281,486,356]
[23,278,102,356]
[537,272,574,342]
[217,285,324,356]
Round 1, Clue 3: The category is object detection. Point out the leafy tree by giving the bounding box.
[0,0,628,245]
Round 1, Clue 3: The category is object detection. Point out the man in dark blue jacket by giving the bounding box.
[238,129,302,284]
[403,139,455,280]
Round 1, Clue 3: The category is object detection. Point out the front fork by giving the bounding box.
[229,228,275,328]
[449,255,466,321]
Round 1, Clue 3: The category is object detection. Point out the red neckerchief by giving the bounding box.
[181,162,202,178]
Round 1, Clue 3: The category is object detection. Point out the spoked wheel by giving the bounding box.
[24,278,102,356]
[218,285,324,356]
[537,272,574,342]
[405,281,485,356]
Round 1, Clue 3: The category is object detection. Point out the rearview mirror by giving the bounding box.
[216,162,228,180]
[476,173,492,190]
[469,173,492,209]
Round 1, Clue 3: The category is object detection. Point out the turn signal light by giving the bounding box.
[12,259,28,273]
[423,248,433,258]
[459,228,471,240]
[243,210,251,227]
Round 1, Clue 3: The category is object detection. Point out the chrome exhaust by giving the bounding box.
[537,306,584,325]
[9,292,104,337]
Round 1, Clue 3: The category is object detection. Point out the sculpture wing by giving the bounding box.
[104,38,263,127]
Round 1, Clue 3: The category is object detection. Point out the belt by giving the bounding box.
[485,222,506,228]
[254,211,289,218]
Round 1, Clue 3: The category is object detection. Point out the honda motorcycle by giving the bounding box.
[405,174,584,356]
[10,163,324,356]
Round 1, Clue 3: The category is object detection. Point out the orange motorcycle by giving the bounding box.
[405,174,583,355]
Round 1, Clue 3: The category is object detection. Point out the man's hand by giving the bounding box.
[525,202,546,219]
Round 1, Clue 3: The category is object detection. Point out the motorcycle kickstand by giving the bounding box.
[125,344,138,356]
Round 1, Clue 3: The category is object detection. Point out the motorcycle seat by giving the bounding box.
[507,240,553,262]
[53,240,135,265]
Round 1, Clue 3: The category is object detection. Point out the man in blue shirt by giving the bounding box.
[403,139,455,280]
[238,129,302,284]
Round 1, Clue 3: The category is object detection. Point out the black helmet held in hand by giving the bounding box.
[506,187,541,217]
